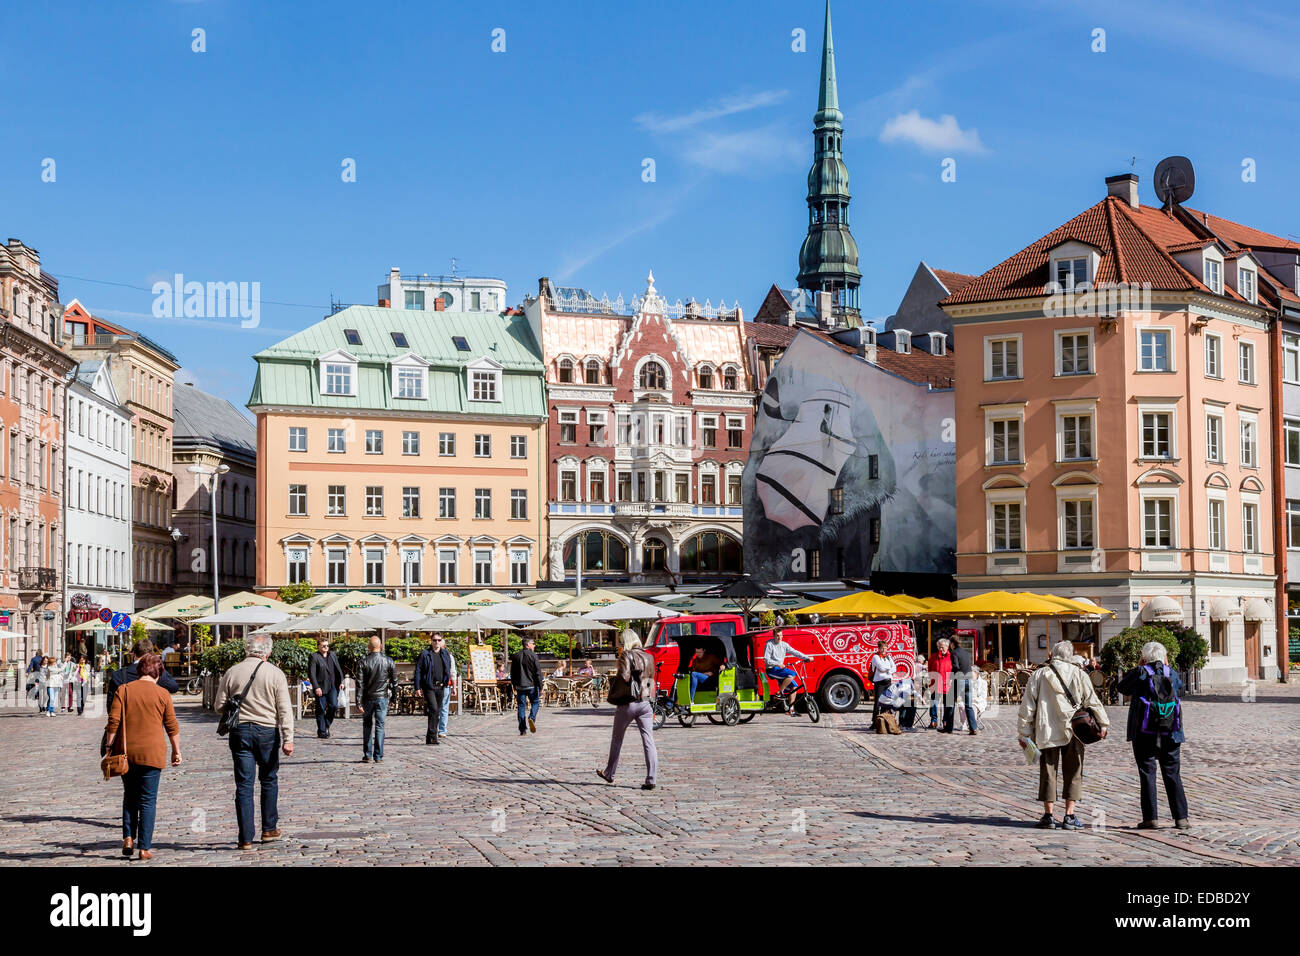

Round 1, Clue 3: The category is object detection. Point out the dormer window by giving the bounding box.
[698,365,714,389]
[895,331,912,354]
[391,354,430,400]
[723,366,738,390]
[1055,257,1088,289]
[639,361,666,389]
[471,369,498,401]
[558,358,574,383]
[1204,258,1223,295]
[1239,267,1257,304]
[319,350,359,396]
[928,332,946,355]
[584,359,601,385]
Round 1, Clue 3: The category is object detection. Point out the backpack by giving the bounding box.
[1137,663,1181,736]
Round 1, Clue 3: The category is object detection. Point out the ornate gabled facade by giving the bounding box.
[524,273,755,585]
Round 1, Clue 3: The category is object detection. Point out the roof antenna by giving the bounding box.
[450,256,458,278]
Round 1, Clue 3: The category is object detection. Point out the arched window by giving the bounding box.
[698,366,713,389]
[639,361,666,389]
[642,536,667,572]
[584,359,601,385]
[558,358,574,383]
[723,366,738,390]
[562,531,627,573]
[679,532,742,573]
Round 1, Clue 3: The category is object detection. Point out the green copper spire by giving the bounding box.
[815,0,841,126]
[798,0,860,323]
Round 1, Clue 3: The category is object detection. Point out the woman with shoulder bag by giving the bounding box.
[595,630,659,791]
[1017,641,1110,831]
[104,653,182,861]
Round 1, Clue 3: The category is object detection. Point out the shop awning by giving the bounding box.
[1244,598,1274,622]
[1141,596,1184,623]
[1208,598,1240,622]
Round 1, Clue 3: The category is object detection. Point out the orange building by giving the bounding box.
[944,172,1288,685]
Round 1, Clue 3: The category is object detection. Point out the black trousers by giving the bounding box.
[1133,735,1188,822]
[871,678,891,722]
[423,687,446,742]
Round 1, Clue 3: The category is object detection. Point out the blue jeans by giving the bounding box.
[516,686,540,732]
[439,685,452,735]
[46,687,60,713]
[689,671,712,702]
[362,698,389,758]
[229,723,280,845]
[121,765,161,850]
[315,687,338,737]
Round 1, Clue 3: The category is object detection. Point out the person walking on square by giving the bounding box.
[1118,641,1189,830]
[357,636,396,762]
[927,638,954,730]
[108,639,179,709]
[214,634,294,849]
[869,638,895,724]
[1017,640,1109,830]
[104,653,181,861]
[438,642,456,739]
[511,637,543,736]
[595,630,658,790]
[42,656,63,716]
[73,655,91,715]
[414,633,452,745]
[26,652,44,713]
[61,652,77,712]
[947,634,979,735]
[307,638,344,739]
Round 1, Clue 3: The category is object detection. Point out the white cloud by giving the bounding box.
[880,111,988,154]
[682,124,804,175]
[635,90,789,134]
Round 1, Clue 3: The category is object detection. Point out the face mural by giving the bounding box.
[743,332,956,580]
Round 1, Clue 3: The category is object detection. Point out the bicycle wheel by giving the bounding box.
[651,702,666,731]
[805,695,820,723]
[677,711,696,728]
[738,712,756,724]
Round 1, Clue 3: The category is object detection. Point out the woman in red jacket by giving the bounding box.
[927,638,953,731]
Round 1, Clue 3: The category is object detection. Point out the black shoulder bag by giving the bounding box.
[217,661,265,737]
[1047,659,1103,745]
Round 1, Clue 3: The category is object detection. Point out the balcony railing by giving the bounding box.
[19,567,57,591]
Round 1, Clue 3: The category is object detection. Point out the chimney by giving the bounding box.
[784,308,797,326]
[1105,173,1139,209]
[816,290,833,328]
[434,298,445,311]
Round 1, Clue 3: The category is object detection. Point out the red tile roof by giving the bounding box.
[1185,208,1300,252]
[744,320,800,348]
[930,268,978,296]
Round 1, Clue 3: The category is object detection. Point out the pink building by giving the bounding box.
[944,172,1288,685]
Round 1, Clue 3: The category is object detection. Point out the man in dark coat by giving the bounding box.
[307,637,345,739]
[510,637,543,737]
[946,634,978,736]
[413,633,453,745]
[102,638,179,755]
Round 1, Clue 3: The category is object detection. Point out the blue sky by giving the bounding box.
[4,0,1300,409]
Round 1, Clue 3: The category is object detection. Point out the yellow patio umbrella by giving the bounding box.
[522,590,575,608]
[138,594,211,620]
[295,590,409,615]
[68,618,172,632]
[795,591,919,617]
[925,591,1072,666]
[558,588,629,614]
[1026,594,1114,617]
[404,592,472,613]
[217,591,312,615]
[459,589,513,608]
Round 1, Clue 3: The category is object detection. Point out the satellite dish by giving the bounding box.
[1153,156,1195,207]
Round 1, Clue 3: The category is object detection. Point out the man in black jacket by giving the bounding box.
[414,633,453,745]
[307,638,345,739]
[511,637,543,737]
[107,639,180,707]
[357,637,396,763]
[946,634,979,736]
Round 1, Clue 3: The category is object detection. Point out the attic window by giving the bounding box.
[452,336,470,352]
[1239,268,1256,304]
[390,332,409,348]
[895,331,912,354]
[1054,257,1088,289]
[344,329,362,346]
[1204,259,1222,295]
[929,332,946,356]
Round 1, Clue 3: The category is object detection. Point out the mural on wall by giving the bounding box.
[743,331,956,581]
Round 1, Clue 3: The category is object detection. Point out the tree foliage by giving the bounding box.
[277,583,315,605]
[1098,625,1180,677]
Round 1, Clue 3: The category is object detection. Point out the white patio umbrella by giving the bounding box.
[586,598,674,621]
[521,614,613,632]
[194,607,291,626]
[399,615,455,631]
[481,601,557,625]
[356,603,424,625]
[283,612,381,634]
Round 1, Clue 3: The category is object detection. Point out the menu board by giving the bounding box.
[469,644,496,683]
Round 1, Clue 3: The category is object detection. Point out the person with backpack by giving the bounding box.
[1118,641,1188,830]
[869,638,896,724]
[595,629,658,791]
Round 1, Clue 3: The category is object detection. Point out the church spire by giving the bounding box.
[797,0,861,325]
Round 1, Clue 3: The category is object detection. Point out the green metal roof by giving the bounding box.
[248,306,545,419]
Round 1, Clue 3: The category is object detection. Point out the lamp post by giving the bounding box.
[188,464,230,618]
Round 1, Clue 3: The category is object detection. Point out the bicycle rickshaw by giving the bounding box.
[653,630,819,728]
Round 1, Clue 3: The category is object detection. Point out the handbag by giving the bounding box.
[100,686,130,781]
[217,661,265,737]
[1047,659,1103,745]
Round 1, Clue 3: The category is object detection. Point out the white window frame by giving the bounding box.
[321,360,357,397]
[364,547,386,586]
[986,489,1025,553]
[1206,409,1224,463]
[1285,417,1300,467]
[402,430,420,455]
[1055,329,1093,376]
[1204,257,1222,295]
[438,487,456,519]
[1239,266,1257,304]
[1139,491,1178,550]
[327,485,346,516]
[510,547,530,586]
[438,548,458,585]
[288,484,307,516]
[364,485,384,517]
[894,330,912,354]
[1204,332,1222,379]
[1058,494,1097,551]
[1207,492,1227,553]
[1238,340,1257,385]
[285,545,310,585]
[510,434,527,458]
[327,428,346,453]
[984,404,1026,466]
[1287,500,1300,549]
[1137,328,1174,372]
[558,409,578,444]
[1053,256,1089,290]
[1239,410,1258,468]
[288,426,307,452]
[474,487,491,519]
[401,547,423,587]
[473,548,493,586]
[438,432,456,456]
[1284,333,1300,384]
[365,429,383,454]
[474,433,491,457]
[469,365,502,403]
[326,547,348,587]
[1138,403,1178,460]
[1054,400,1096,463]
[402,486,421,518]
[984,335,1022,381]
[510,488,527,519]
[1242,496,1260,554]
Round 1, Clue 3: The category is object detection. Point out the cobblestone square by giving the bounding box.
[1,681,1297,866]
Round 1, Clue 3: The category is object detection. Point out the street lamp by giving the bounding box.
[188,463,230,615]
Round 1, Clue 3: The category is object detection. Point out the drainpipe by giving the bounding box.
[1270,308,1289,682]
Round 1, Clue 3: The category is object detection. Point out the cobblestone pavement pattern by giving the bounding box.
[0,679,1296,865]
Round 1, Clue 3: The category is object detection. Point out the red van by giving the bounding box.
[644,613,916,713]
